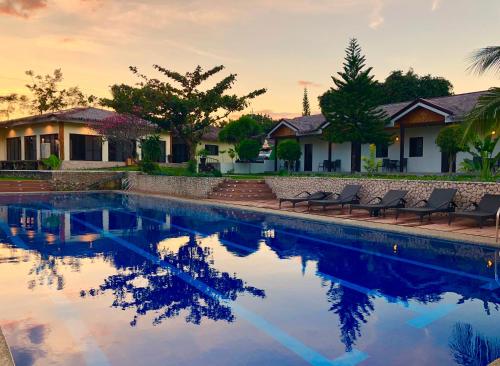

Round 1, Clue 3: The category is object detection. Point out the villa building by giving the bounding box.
[0,107,234,171]
[0,107,171,170]
[268,91,498,174]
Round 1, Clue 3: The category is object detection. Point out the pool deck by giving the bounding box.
[204,197,499,246]
[0,327,14,366]
[124,190,499,247]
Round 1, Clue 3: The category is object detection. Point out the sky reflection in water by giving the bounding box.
[0,192,499,366]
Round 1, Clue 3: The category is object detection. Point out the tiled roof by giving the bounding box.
[280,114,327,135]
[201,126,221,142]
[1,107,118,126]
[274,91,487,136]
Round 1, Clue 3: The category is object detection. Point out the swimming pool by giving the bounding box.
[0,192,498,366]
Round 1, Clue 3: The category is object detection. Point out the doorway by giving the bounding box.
[441,152,456,173]
[304,144,313,171]
[351,142,361,172]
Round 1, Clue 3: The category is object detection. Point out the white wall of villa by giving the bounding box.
[0,120,171,169]
[286,128,500,174]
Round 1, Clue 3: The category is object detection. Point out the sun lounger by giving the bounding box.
[395,188,457,222]
[308,184,361,211]
[349,189,407,217]
[279,191,332,208]
[448,194,500,228]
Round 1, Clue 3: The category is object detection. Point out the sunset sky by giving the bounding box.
[0,0,498,119]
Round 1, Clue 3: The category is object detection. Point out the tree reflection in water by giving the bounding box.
[326,285,374,352]
[82,234,265,327]
[449,323,500,366]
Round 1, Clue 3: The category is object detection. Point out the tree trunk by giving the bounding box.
[449,153,454,174]
[185,138,197,162]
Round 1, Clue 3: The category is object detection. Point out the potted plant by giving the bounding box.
[197,148,210,168]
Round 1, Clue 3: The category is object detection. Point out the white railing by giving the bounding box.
[496,207,500,243]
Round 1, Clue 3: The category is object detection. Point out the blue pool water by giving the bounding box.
[0,192,499,366]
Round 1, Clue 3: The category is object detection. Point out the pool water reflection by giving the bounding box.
[0,192,499,366]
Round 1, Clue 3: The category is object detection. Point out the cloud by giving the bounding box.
[431,0,441,11]
[253,109,303,120]
[369,0,384,29]
[0,0,47,18]
[298,80,322,88]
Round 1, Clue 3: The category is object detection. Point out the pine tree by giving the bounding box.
[302,87,311,116]
[320,38,389,145]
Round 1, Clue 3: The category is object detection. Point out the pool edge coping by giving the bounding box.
[124,191,499,248]
[0,189,497,247]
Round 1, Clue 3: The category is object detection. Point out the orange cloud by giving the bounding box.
[298,80,322,88]
[0,0,47,18]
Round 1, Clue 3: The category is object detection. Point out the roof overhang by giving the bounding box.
[389,99,453,127]
[267,119,299,138]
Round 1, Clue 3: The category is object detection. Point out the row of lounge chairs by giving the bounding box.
[279,185,500,228]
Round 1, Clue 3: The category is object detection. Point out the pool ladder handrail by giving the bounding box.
[496,207,500,243]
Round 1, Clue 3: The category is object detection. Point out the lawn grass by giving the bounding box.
[0,176,37,181]
[92,165,498,182]
[227,172,499,182]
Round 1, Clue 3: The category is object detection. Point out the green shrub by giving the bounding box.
[362,144,382,174]
[139,160,159,174]
[187,159,197,174]
[141,135,162,162]
[277,139,301,172]
[42,154,61,170]
[236,139,261,162]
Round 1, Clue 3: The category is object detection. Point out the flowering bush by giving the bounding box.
[92,112,157,142]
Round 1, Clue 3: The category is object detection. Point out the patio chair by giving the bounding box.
[318,160,329,172]
[333,159,341,172]
[279,191,332,208]
[382,159,391,172]
[349,190,408,217]
[395,188,457,222]
[308,184,361,211]
[448,194,500,228]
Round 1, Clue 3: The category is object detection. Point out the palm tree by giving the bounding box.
[464,46,500,140]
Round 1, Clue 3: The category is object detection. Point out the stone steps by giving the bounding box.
[209,179,275,200]
[0,180,53,192]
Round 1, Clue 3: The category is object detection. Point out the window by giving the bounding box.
[70,134,102,161]
[205,144,219,156]
[375,144,388,158]
[109,140,136,162]
[409,137,423,157]
[6,137,21,160]
[40,134,59,158]
[24,136,37,160]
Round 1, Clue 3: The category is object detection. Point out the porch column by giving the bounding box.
[399,123,405,173]
[328,142,332,172]
[274,138,278,171]
[295,137,300,171]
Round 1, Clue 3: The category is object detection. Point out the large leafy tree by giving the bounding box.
[320,38,389,146]
[102,65,266,160]
[463,46,500,140]
[243,113,276,134]
[378,69,453,104]
[24,69,95,114]
[218,115,263,146]
[0,93,26,119]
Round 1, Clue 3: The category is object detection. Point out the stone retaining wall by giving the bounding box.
[127,174,225,198]
[265,177,500,207]
[0,170,123,190]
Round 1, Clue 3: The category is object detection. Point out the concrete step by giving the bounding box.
[209,179,275,200]
[214,187,274,194]
[209,192,276,200]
